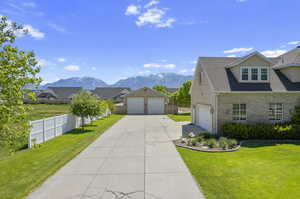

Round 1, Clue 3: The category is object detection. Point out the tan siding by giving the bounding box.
[280,67,300,82]
[217,93,300,132]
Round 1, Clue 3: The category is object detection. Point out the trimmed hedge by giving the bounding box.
[222,123,300,140]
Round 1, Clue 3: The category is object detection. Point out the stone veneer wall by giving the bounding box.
[217,93,300,132]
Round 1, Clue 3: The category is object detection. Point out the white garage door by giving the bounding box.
[196,105,212,132]
[148,97,165,115]
[127,97,144,114]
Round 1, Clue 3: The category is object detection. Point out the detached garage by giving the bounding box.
[125,87,169,115]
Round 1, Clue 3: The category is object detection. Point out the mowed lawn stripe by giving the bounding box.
[177,142,300,199]
[0,114,123,199]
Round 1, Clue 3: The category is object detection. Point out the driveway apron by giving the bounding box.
[27,115,205,199]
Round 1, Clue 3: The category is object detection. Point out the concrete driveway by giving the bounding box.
[27,115,205,199]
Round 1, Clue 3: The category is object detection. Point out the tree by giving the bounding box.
[153,85,170,96]
[173,80,192,107]
[70,91,103,131]
[0,16,41,149]
[106,100,115,113]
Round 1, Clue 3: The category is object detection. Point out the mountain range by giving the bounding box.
[39,73,193,90]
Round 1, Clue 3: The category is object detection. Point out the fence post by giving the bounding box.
[43,119,46,142]
[28,121,32,148]
[54,116,57,137]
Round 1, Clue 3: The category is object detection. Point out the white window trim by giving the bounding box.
[232,104,247,121]
[269,103,284,121]
[240,66,269,82]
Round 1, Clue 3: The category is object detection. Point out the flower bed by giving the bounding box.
[174,135,240,152]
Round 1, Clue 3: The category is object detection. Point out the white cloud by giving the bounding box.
[125,5,140,15]
[37,59,47,66]
[144,63,176,69]
[226,55,237,57]
[91,67,96,71]
[261,49,287,57]
[57,58,66,62]
[287,41,300,45]
[144,0,160,8]
[49,23,67,33]
[18,24,45,39]
[179,69,188,73]
[156,18,176,28]
[224,47,253,54]
[64,65,80,71]
[192,68,195,72]
[22,2,36,7]
[138,70,151,75]
[236,0,247,2]
[136,8,175,28]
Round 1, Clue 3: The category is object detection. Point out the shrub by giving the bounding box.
[227,139,238,148]
[222,123,300,140]
[291,105,300,125]
[219,138,229,150]
[195,136,204,143]
[205,138,218,148]
[191,139,197,146]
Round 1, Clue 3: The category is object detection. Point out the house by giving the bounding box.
[36,87,83,104]
[166,88,178,93]
[118,87,177,115]
[190,47,300,133]
[92,87,131,102]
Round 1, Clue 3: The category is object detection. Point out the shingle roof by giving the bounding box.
[92,87,131,99]
[166,88,178,93]
[273,47,300,69]
[47,87,82,99]
[198,53,295,92]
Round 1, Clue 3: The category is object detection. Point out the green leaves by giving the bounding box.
[173,80,192,107]
[0,16,41,149]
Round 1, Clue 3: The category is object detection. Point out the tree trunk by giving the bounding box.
[81,117,84,132]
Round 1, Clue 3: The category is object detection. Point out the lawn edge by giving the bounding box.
[20,114,124,199]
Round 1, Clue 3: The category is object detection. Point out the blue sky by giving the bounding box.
[0,0,299,84]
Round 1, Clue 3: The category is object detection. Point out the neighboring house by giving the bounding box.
[191,47,300,133]
[92,87,131,102]
[166,88,178,93]
[36,87,83,103]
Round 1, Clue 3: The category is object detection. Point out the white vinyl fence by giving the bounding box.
[28,111,110,148]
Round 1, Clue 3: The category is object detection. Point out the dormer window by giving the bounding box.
[240,66,269,82]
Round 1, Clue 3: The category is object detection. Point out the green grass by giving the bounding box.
[0,114,123,199]
[177,142,300,199]
[26,104,70,121]
[168,113,191,122]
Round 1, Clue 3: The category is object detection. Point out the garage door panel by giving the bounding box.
[127,97,144,114]
[148,97,165,115]
[196,105,212,132]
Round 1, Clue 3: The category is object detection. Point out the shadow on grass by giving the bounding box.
[242,140,300,148]
[67,128,94,135]
[175,113,191,116]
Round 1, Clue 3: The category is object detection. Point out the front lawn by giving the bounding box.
[26,104,70,121]
[178,142,300,199]
[168,113,191,122]
[0,114,123,199]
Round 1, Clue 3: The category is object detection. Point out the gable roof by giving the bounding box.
[273,47,300,69]
[47,87,82,99]
[226,51,274,68]
[197,54,290,92]
[125,87,169,98]
[92,87,131,99]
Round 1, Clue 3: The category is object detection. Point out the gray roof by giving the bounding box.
[125,87,169,98]
[198,48,300,92]
[47,87,82,99]
[273,47,300,69]
[166,88,178,93]
[92,87,131,99]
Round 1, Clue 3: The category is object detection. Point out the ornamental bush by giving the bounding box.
[222,123,300,140]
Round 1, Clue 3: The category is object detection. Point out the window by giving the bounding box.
[269,103,283,121]
[261,68,268,81]
[240,67,269,81]
[241,68,249,81]
[233,104,247,121]
[251,68,258,80]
